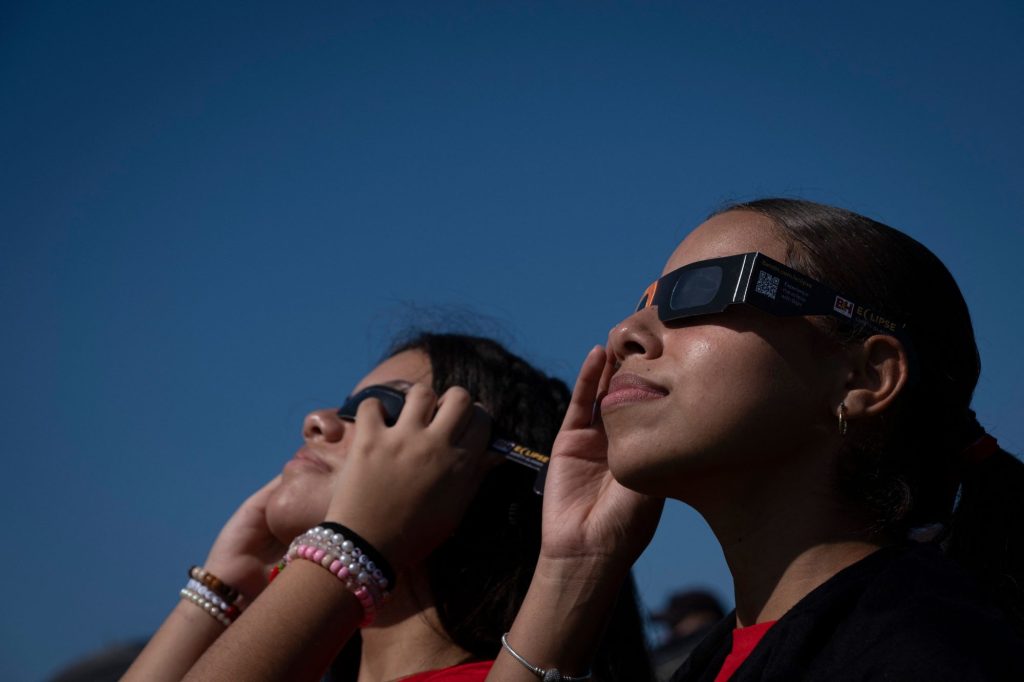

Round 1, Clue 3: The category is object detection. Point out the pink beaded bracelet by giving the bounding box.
[277,526,392,627]
[287,543,384,626]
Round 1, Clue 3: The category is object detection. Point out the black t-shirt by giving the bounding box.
[672,544,1024,682]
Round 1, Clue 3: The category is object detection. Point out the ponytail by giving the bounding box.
[945,419,1024,632]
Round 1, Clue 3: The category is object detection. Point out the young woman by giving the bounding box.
[491,199,1023,681]
[124,332,652,682]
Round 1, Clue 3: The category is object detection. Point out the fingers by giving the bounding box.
[353,395,389,437]
[457,403,492,459]
[562,346,607,430]
[432,388,492,457]
[397,383,438,426]
[592,346,617,428]
[429,385,473,436]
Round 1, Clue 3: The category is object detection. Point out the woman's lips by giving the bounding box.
[600,372,668,412]
[285,447,331,473]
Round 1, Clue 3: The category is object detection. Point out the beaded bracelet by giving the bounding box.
[289,526,392,593]
[189,565,241,604]
[277,524,393,627]
[180,587,235,627]
[180,566,244,627]
[185,579,241,620]
[319,522,396,590]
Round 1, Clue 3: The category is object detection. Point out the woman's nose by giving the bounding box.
[302,408,347,443]
[608,307,663,364]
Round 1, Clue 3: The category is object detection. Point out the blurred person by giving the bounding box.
[650,590,724,680]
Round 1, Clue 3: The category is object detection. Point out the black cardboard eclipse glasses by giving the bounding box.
[337,385,550,495]
[636,252,910,343]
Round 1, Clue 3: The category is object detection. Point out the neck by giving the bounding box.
[356,569,473,682]
[685,445,888,628]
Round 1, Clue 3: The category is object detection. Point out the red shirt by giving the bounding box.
[398,660,494,681]
[713,621,776,682]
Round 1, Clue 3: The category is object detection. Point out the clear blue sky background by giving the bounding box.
[2,2,1022,679]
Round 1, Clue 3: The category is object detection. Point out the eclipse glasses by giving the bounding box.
[636,252,909,342]
[337,385,550,495]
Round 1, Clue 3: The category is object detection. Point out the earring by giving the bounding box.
[837,402,848,436]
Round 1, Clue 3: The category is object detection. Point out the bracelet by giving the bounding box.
[180,587,235,627]
[185,579,241,619]
[188,565,242,605]
[500,633,592,682]
[180,566,244,627]
[319,522,396,589]
[280,525,393,627]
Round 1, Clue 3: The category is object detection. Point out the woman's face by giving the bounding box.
[266,349,433,543]
[602,211,846,500]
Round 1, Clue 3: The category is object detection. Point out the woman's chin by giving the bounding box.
[606,442,677,497]
[265,484,329,544]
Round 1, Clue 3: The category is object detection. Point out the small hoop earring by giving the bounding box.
[838,402,848,436]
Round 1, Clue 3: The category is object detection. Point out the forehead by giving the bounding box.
[352,349,433,394]
[663,210,789,275]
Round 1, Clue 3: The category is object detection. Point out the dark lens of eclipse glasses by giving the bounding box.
[337,385,407,426]
[669,265,723,311]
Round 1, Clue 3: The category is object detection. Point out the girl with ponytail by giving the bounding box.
[489,199,1024,681]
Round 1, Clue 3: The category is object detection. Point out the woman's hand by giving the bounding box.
[541,346,664,568]
[324,383,493,570]
[487,347,665,681]
[203,476,289,600]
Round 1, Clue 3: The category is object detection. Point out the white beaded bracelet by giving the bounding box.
[186,578,233,613]
[180,587,234,627]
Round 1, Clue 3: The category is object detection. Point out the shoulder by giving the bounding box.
[808,544,1024,680]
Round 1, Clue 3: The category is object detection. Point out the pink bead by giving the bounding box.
[312,549,325,562]
[329,560,342,573]
[337,565,349,578]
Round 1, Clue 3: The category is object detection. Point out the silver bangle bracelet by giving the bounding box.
[500,632,592,682]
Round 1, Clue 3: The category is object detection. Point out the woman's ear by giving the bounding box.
[839,335,910,418]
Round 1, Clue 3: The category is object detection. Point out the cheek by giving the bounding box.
[606,333,829,495]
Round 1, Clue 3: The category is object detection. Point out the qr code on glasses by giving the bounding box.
[755,270,779,299]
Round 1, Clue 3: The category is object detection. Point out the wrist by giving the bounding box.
[534,552,631,588]
[502,560,627,678]
[201,555,266,601]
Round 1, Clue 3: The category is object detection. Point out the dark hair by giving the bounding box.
[718,198,1024,626]
[331,332,653,680]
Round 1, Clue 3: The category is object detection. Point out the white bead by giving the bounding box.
[332,533,343,544]
[341,540,354,552]
[357,571,370,584]
[348,563,360,574]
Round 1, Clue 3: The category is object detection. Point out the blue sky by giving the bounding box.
[2,2,1022,679]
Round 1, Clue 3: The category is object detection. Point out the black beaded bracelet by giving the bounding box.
[318,522,397,590]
